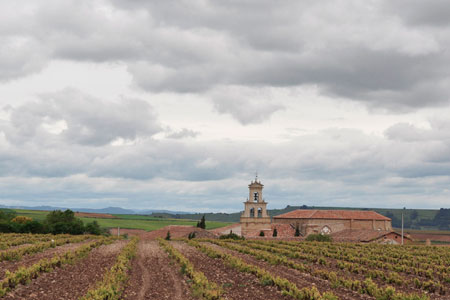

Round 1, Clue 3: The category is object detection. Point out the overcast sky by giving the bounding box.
[1,0,450,212]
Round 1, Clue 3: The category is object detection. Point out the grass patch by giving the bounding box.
[13,209,230,231]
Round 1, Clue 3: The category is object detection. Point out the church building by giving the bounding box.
[239,177,395,241]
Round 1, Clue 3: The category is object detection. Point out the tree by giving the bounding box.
[165,231,171,240]
[197,215,206,229]
[294,224,300,237]
[434,208,450,230]
[0,209,16,222]
[272,228,278,237]
[44,209,84,235]
[259,230,265,237]
[85,221,101,235]
[385,212,401,228]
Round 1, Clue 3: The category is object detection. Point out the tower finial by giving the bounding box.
[255,171,258,181]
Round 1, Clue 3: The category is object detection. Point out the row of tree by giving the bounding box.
[385,208,450,230]
[0,209,104,235]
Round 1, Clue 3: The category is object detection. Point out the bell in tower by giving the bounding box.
[240,176,271,236]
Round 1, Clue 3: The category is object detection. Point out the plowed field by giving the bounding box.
[0,233,448,300]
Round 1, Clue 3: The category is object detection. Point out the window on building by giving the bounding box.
[320,226,331,235]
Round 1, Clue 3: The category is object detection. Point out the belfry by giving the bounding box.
[240,176,271,235]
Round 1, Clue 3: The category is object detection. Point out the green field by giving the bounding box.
[12,209,230,231]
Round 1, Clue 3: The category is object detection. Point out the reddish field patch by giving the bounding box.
[409,233,450,242]
[110,225,217,240]
[74,212,117,218]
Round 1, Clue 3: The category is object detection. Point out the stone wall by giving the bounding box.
[273,218,392,235]
[240,217,271,236]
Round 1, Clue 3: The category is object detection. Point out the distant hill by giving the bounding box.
[0,205,189,215]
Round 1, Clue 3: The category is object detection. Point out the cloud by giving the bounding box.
[2,123,450,209]
[384,0,450,27]
[1,0,450,113]
[211,86,284,124]
[166,128,199,139]
[0,37,49,81]
[2,1,450,210]
[384,120,450,142]
[2,88,160,146]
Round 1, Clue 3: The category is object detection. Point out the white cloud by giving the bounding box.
[1,0,450,210]
[211,86,284,125]
[2,88,160,146]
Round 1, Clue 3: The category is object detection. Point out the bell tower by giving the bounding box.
[240,175,271,236]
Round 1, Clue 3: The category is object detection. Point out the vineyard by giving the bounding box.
[0,233,448,299]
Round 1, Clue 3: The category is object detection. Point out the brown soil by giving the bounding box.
[2,240,127,300]
[109,228,149,237]
[122,240,194,300]
[242,242,449,298]
[172,241,292,300]
[204,242,373,300]
[75,212,117,218]
[0,239,94,279]
[110,225,217,240]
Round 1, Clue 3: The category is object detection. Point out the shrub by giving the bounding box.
[165,231,171,241]
[11,216,33,224]
[259,231,265,237]
[188,232,196,239]
[273,228,278,237]
[219,232,244,240]
[19,221,44,234]
[85,221,101,235]
[306,234,332,242]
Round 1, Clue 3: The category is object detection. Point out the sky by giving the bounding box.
[1,0,450,212]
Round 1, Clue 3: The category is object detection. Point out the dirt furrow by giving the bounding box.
[122,240,193,300]
[205,242,373,300]
[2,240,127,300]
[0,239,94,279]
[172,241,291,300]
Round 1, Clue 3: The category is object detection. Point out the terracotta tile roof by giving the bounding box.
[330,229,407,242]
[273,209,390,221]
